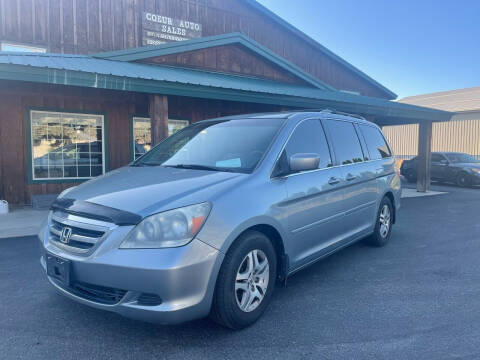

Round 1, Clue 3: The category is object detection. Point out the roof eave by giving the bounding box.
[0,63,449,123]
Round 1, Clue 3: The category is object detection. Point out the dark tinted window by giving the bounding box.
[324,120,364,165]
[431,153,446,163]
[359,125,392,160]
[276,119,332,175]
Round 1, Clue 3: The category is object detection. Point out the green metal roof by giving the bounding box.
[93,33,334,91]
[242,0,397,99]
[0,52,451,124]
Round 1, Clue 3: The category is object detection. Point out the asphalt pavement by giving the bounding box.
[1,183,480,360]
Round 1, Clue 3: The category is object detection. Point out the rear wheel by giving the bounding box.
[365,196,393,247]
[456,172,471,187]
[210,231,277,329]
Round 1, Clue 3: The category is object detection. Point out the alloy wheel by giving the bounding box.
[235,249,270,313]
[379,205,391,238]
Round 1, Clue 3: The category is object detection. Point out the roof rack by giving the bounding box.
[289,108,367,121]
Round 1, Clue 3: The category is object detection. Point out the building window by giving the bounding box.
[132,117,152,160]
[168,119,190,135]
[30,110,105,181]
[1,42,46,53]
[132,117,189,160]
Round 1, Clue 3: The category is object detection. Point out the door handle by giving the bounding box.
[328,177,340,185]
[346,173,357,181]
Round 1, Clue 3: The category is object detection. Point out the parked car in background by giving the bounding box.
[401,152,480,187]
[39,110,401,329]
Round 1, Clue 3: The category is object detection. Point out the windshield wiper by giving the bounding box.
[130,162,162,167]
[163,164,237,172]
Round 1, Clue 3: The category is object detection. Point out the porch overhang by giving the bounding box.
[0,53,452,125]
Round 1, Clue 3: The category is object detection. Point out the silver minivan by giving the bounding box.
[39,110,401,329]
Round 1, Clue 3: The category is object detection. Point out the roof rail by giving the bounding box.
[289,108,367,121]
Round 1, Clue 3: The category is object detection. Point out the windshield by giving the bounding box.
[133,118,284,173]
[445,153,479,163]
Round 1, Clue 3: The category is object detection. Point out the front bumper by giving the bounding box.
[39,224,224,324]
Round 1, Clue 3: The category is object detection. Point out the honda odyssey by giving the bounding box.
[39,110,401,329]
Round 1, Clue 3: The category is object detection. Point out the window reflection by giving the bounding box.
[132,117,189,160]
[31,111,104,180]
[133,117,151,160]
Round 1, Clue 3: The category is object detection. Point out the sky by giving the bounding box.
[257,0,480,99]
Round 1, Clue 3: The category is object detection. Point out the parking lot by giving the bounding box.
[1,183,480,360]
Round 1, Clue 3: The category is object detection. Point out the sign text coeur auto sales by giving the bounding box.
[142,12,203,45]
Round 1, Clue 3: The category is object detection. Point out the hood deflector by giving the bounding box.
[51,198,142,226]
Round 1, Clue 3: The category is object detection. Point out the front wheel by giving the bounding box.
[365,197,393,247]
[210,231,277,329]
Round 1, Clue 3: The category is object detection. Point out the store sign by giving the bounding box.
[142,12,202,45]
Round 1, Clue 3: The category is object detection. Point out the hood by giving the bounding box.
[62,166,245,216]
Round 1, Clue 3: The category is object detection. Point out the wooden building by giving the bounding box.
[0,0,451,205]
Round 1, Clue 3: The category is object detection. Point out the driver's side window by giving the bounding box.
[432,153,447,163]
[275,119,332,176]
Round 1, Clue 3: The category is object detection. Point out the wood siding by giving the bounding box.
[0,80,285,204]
[140,44,308,85]
[383,112,480,158]
[0,0,391,98]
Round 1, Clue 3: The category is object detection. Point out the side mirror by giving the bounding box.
[289,153,320,173]
[440,159,448,165]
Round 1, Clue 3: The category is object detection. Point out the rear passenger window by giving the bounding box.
[359,125,392,160]
[275,119,332,175]
[324,120,364,165]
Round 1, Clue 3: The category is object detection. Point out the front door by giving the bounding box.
[276,119,345,270]
[431,153,449,181]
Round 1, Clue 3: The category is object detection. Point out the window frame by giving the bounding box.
[130,115,152,161]
[129,115,191,161]
[431,153,448,164]
[26,108,108,184]
[322,118,367,167]
[271,117,335,178]
[357,123,393,161]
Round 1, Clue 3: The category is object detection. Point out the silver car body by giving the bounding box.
[39,111,401,324]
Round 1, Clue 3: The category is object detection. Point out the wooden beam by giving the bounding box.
[149,94,168,145]
[416,120,433,192]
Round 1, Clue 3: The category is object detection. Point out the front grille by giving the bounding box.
[49,211,112,253]
[54,279,127,305]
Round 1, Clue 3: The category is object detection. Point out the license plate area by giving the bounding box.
[46,254,71,286]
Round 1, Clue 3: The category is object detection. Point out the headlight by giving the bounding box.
[120,202,211,249]
[472,168,480,174]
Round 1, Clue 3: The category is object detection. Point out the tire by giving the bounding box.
[210,230,277,329]
[456,172,471,187]
[365,196,393,247]
[404,169,417,183]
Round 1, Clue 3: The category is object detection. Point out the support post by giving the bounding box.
[416,120,433,192]
[149,94,169,145]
